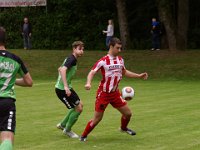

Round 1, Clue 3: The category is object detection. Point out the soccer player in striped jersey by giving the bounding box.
[55,41,84,138]
[80,37,148,141]
[0,27,33,150]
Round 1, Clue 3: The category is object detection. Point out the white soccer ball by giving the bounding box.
[121,86,134,101]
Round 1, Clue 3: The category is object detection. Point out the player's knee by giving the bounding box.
[92,117,102,125]
[75,103,83,113]
[124,111,132,119]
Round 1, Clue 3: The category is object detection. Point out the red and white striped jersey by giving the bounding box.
[92,54,125,93]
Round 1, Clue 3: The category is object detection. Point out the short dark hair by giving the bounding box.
[109,37,122,47]
[72,41,84,49]
[0,27,6,45]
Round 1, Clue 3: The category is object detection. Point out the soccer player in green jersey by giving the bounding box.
[55,41,84,138]
[0,27,33,150]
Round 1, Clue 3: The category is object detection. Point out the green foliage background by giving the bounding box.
[0,0,200,49]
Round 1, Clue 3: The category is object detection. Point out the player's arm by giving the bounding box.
[16,73,33,87]
[85,70,96,90]
[58,66,71,96]
[123,69,148,80]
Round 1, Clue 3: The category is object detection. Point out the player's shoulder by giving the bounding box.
[65,54,77,61]
[117,55,123,59]
[117,55,124,61]
[69,54,77,60]
[96,55,107,62]
[0,50,23,63]
[101,55,108,60]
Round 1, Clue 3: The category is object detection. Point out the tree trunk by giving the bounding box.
[157,0,177,51]
[177,0,189,50]
[115,0,131,50]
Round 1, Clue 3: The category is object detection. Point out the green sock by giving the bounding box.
[0,140,13,150]
[65,110,81,131]
[60,109,74,127]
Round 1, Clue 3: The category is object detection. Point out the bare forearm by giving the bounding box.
[125,70,148,80]
[86,70,95,84]
[85,70,96,90]
[125,70,140,78]
[15,78,31,87]
[15,73,33,87]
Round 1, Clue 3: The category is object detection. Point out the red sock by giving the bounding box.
[81,120,96,137]
[121,116,130,130]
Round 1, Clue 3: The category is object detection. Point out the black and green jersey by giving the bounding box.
[0,50,28,100]
[55,54,77,90]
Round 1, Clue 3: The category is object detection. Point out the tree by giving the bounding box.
[156,0,189,51]
[115,0,131,49]
[156,0,177,51]
[177,0,189,50]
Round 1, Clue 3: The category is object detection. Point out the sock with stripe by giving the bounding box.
[121,116,130,130]
[81,120,96,137]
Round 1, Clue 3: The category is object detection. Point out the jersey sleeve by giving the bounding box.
[119,56,126,75]
[122,58,126,70]
[16,56,28,77]
[63,55,76,69]
[92,59,104,72]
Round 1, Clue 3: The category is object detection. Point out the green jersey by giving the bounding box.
[0,50,28,100]
[55,54,77,90]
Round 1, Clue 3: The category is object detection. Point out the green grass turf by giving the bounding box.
[14,79,200,150]
[8,49,200,80]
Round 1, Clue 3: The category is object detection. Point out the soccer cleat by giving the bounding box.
[56,123,64,130]
[79,136,87,142]
[63,129,79,138]
[120,128,136,136]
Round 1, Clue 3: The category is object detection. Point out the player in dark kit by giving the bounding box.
[0,27,33,150]
[55,41,84,138]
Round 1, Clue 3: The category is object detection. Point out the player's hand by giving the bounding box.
[140,72,148,80]
[85,83,91,90]
[64,87,71,96]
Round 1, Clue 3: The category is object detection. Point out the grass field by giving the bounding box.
[14,79,200,150]
[6,49,200,149]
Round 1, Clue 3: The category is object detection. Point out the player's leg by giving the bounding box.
[57,109,74,130]
[0,131,13,150]
[117,104,132,130]
[65,100,83,131]
[55,88,81,130]
[55,88,71,129]
[60,89,82,138]
[117,104,136,135]
[0,99,15,150]
[111,91,136,136]
[80,89,108,141]
[80,111,104,141]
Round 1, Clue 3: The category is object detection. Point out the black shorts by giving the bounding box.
[55,88,80,109]
[0,98,16,133]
